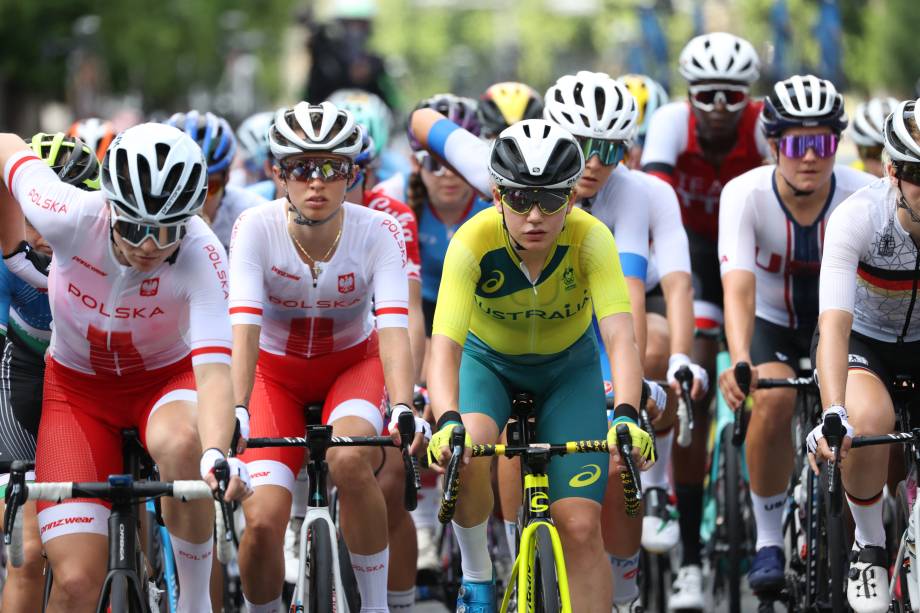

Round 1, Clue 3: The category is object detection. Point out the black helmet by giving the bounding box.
[488,119,584,189]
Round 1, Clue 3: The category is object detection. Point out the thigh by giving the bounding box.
[458,347,512,432]
[845,369,895,435]
[688,231,723,329]
[323,351,386,435]
[751,317,803,369]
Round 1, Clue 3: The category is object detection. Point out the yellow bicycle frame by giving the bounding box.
[499,473,572,613]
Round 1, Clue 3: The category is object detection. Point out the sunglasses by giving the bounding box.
[688,84,749,113]
[110,204,187,249]
[500,188,573,216]
[576,137,628,167]
[896,163,920,186]
[415,152,447,177]
[857,145,884,161]
[777,133,839,159]
[280,157,353,183]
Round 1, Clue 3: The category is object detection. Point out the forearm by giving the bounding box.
[428,334,462,421]
[722,272,756,364]
[230,324,260,406]
[408,281,426,382]
[660,272,694,357]
[816,311,853,409]
[601,313,643,408]
[0,180,26,255]
[378,326,414,406]
[195,364,236,452]
[626,278,647,365]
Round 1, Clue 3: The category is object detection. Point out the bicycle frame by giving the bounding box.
[294,507,350,612]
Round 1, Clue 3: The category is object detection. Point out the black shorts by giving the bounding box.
[0,339,44,463]
[809,327,920,389]
[645,284,667,317]
[688,228,723,311]
[422,298,436,338]
[751,317,814,370]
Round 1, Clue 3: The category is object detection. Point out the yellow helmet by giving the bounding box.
[617,74,669,138]
[29,132,101,191]
[478,82,544,138]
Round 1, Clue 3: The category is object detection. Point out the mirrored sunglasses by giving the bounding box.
[112,214,187,249]
[688,84,749,113]
[777,133,839,159]
[895,162,920,186]
[415,151,447,177]
[280,157,353,183]
[577,137,628,166]
[500,188,573,215]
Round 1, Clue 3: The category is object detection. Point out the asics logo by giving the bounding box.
[569,464,602,488]
[480,270,505,294]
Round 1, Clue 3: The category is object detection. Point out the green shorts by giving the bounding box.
[459,330,609,503]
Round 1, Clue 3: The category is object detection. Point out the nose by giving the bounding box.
[138,237,159,254]
[525,204,544,223]
[585,156,603,171]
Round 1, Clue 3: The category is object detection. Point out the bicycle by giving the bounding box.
[245,411,419,613]
[438,391,641,612]
[4,460,216,613]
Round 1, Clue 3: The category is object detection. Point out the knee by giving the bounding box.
[752,390,795,435]
[50,558,106,605]
[149,421,201,475]
[244,500,287,547]
[645,327,670,378]
[555,510,601,550]
[328,448,377,492]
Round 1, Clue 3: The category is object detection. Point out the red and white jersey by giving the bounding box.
[228,200,409,358]
[641,101,769,242]
[4,151,232,376]
[363,190,421,282]
[719,164,874,330]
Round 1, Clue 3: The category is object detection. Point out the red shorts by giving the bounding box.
[36,357,196,543]
[240,333,386,492]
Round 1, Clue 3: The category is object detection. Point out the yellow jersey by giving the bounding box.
[432,207,632,355]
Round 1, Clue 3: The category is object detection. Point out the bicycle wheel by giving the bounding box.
[337,530,361,612]
[820,463,849,612]
[533,524,561,613]
[307,524,334,612]
[894,481,913,612]
[639,548,669,613]
[721,425,745,613]
[438,522,462,606]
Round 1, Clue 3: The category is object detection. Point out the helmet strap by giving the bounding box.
[896,178,920,224]
[779,172,815,198]
[285,194,342,227]
[500,207,527,252]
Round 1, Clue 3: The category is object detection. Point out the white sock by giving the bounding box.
[847,490,886,548]
[642,428,673,490]
[168,534,213,613]
[503,520,517,556]
[751,491,786,550]
[349,547,389,611]
[453,520,493,581]
[410,472,440,530]
[244,596,284,613]
[291,467,309,519]
[388,587,415,611]
[611,551,640,604]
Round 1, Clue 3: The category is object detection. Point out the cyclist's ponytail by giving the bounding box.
[407,170,429,218]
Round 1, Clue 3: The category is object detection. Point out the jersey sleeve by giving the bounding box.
[646,174,691,277]
[819,199,872,315]
[426,118,492,196]
[718,176,758,275]
[228,210,266,327]
[402,210,422,282]
[182,229,233,366]
[4,150,96,253]
[371,214,410,329]
[640,103,688,182]
[431,235,480,346]
[581,223,632,320]
[604,185,649,280]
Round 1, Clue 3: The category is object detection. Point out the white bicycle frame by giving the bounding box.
[889,476,920,612]
[293,505,351,613]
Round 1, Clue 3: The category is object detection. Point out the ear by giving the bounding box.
[492,186,503,212]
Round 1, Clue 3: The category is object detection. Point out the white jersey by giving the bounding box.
[209,184,265,250]
[640,171,691,289]
[229,200,409,358]
[821,179,920,342]
[720,164,875,330]
[4,150,232,375]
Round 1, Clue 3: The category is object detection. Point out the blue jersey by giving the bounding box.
[418,196,492,303]
[0,261,52,357]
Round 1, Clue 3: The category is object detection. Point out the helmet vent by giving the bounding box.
[155,143,171,170]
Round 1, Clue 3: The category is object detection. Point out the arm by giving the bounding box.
[720,269,757,406]
[408,279,425,381]
[598,312,643,409]
[815,309,852,410]
[194,362,236,453]
[626,278,647,363]
[639,104,684,185]
[659,271,694,357]
[231,324,261,406]
[378,326,415,407]
[408,108,492,196]
[228,210,267,407]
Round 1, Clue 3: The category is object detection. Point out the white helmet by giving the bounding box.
[884,99,920,163]
[101,123,207,225]
[236,111,276,166]
[761,74,848,138]
[488,119,585,189]
[543,71,638,140]
[268,101,363,160]
[851,97,899,148]
[678,32,760,84]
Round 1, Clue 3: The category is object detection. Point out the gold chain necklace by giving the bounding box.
[288,211,343,287]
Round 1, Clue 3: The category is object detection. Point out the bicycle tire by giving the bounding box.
[337,530,361,612]
[721,425,744,613]
[639,548,668,613]
[820,463,849,613]
[439,522,462,606]
[307,524,334,612]
[533,524,561,613]
[895,481,913,612]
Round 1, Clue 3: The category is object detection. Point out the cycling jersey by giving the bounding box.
[720,165,874,331]
[418,195,492,303]
[4,151,233,375]
[0,260,52,356]
[433,206,632,355]
[820,179,920,343]
[364,190,421,281]
[372,172,407,203]
[641,101,769,242]
[642,170,691,289]
[228,200,409,358]
[209,184,266,250]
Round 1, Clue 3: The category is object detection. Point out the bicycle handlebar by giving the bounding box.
[246,435,400,448]
[732,362,752,447]
[438,426,467,524]
[616,424,642,517]
[756,376,817,390]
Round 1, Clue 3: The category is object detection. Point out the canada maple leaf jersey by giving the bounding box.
[3,150,233,375]
[228,200,409,358]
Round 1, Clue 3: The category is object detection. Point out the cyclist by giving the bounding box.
[617,74,669,169]
[808,98,920,613]
[166,110,266,250]
[718,75,873,594]
[0,133,99,612]
[850,97,899,178]
[237,110,278,191]
[229,101,424,613]
[641,32,768,607]
[0,122,250,613]
[329,88,408,186]
[67,117,116,161]
[477,81,545,139]
[425,119,654,613]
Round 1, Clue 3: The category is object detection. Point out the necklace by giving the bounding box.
[288,210,343,287]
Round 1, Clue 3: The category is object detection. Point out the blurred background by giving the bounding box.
[3,0,919,133]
